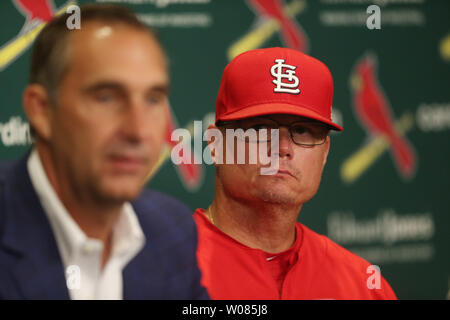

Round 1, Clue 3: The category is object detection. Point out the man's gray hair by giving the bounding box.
[29,3,162,105]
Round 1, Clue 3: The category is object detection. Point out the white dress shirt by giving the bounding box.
[27,149,146,300]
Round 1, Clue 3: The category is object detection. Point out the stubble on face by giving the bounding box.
[216,126,329,209]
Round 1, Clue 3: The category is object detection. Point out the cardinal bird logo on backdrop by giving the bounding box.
[341,54,417,183]
[148,105,203,191]
[227,0,308,61]
[0,0,73,71]
[15,0,54,22]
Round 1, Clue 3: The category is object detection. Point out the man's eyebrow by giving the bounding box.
[82,81,170,94]
[148,83,170,94]
[83,81,126,93]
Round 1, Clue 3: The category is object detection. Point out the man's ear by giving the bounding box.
[322,135,331,166]
[23,84,53,141]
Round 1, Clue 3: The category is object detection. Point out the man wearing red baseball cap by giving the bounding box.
[194,47,397,299]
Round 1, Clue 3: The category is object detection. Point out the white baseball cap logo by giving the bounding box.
[270,59,300,94]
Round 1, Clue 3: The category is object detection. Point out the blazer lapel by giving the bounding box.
[1,155,69,299]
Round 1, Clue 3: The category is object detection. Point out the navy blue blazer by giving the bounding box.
[0,154,209,300]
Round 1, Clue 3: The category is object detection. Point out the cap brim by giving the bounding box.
[217,103,343,131]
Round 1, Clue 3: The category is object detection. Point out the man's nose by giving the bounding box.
[277,127,293,159]
[121,100,149,142]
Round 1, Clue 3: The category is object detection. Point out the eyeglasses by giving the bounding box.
[217,117,330,146]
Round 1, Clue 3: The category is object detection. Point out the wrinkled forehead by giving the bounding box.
[68,21,166,64]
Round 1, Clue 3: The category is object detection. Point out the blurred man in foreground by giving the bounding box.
[195,47,397,299]
[0,4,207,300]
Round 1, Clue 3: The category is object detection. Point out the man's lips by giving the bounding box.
[107,155,147,172]
[261,168,297,178]
[274,169,296,178]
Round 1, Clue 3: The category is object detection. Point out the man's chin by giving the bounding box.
[97,178,145,203]
[253,184,299,205]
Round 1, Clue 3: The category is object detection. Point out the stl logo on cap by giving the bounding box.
[270,59,300,94]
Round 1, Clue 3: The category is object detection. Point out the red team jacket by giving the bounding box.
[194,209,397,300]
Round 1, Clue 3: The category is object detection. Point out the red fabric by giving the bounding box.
[215,47,342,131]
[263,233,301,294]
[194,209,397,300]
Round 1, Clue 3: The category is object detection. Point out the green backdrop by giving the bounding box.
[0,0,449,299]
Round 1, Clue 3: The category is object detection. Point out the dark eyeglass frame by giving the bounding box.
[216,116,331,147]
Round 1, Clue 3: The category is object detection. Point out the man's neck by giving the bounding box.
[210,181,301,254]
[35,144,121,263]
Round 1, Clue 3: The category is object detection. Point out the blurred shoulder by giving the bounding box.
[0,158,21,180]
[133,188,192,215]
[131,189,195,237]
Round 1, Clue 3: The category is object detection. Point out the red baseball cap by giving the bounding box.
[215,47,343,131]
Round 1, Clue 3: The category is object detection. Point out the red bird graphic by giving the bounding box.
[15,0,54,22]
[352,54,416,179]
[164,107,203,191]
[248,0,308,52]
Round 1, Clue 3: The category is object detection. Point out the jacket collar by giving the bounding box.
[1,153,69,299]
